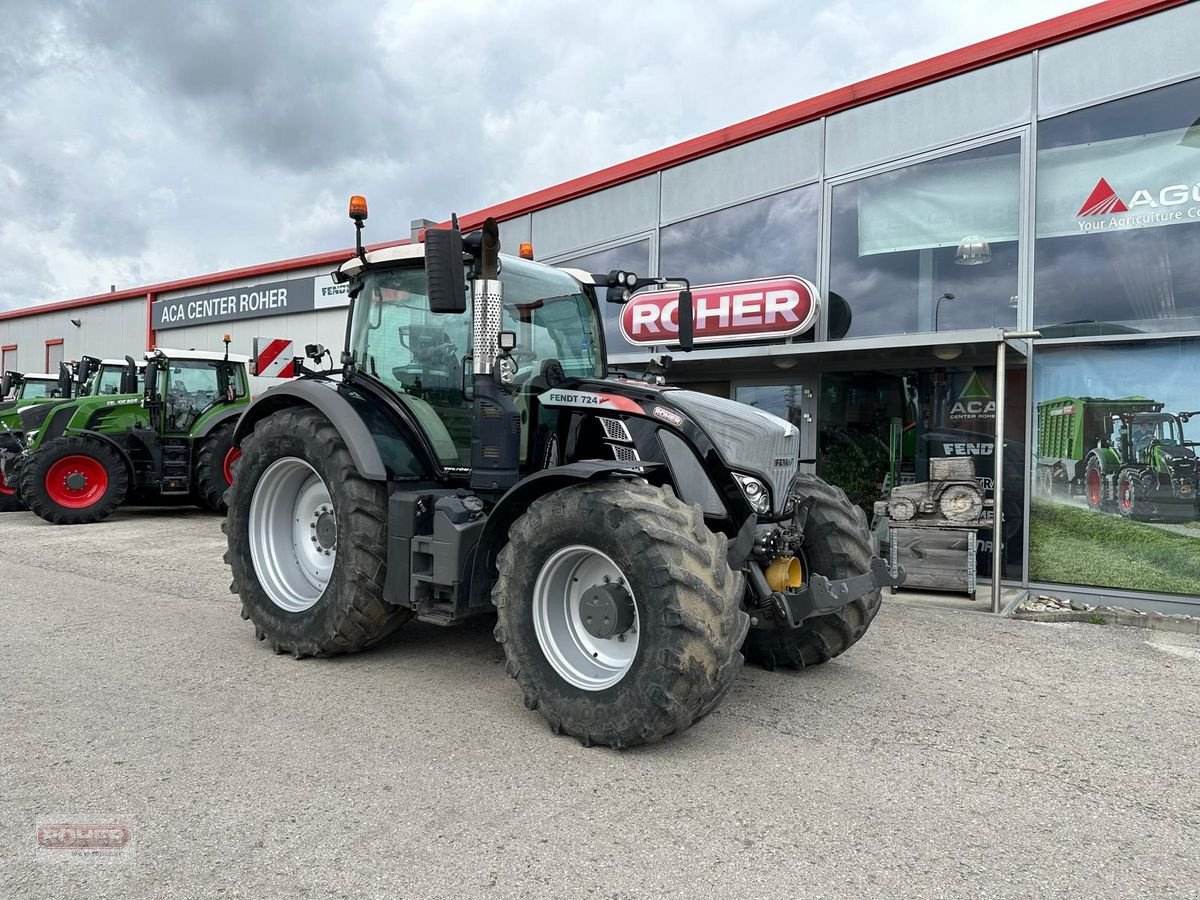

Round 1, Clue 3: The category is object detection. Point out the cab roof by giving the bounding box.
[146,348,251,363]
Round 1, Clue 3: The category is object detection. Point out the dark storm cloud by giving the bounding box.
[0,0,1095,313]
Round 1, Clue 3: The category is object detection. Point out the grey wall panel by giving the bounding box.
[1038,4,1200,117]
[660,121,822,224]
[0,298,147,370]
[498,215,531,253]
[825,56,1033,176]
[531,175,658,258]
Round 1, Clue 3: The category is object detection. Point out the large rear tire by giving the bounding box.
[1085,458,1108,512]
[224,408,412,657]
[19,436,128,525]
[195,421,236,512]
[742,473,881,671]
[492,480,748,748]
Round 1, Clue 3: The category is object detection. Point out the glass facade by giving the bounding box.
[829,139,1022,340]
[1034,77,1200,336]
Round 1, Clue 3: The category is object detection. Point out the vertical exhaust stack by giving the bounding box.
[468,218,521,494]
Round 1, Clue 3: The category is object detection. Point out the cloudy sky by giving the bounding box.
[0,0,1095,311]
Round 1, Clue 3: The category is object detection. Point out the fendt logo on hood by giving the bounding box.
[618,276,819,346]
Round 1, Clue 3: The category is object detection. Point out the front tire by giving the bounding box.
[742,474,881,671]
[20,436,128,525]
[493,480,748,749]
[224,408,412,657]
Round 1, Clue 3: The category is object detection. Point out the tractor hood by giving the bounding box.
[664,388,800,517]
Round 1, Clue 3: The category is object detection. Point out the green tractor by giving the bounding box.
[1037,396,1200,520]
[223,198,902,748]
[3,345,250,524]
[1,361,95,510]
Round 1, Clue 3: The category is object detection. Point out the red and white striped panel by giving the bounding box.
[253,338,296,378]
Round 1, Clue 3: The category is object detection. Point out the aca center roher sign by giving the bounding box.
[152,275,350,331]
[618,275,820,346]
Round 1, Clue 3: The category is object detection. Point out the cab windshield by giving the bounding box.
[349,255,603,466]
[94,366,142,396]
[20,379,55,399]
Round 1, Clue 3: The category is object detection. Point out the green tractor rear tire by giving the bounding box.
[741,474,881,671]
[224,408,412,657]
[196,421,237,512]
[492,480,748,749]
[20,435,129,525]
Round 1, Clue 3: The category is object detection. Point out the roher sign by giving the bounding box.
[617,275,820,346]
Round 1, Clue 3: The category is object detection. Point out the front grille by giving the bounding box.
[665,389,799,515]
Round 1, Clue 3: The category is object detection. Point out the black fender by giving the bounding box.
[193,406,246,441]
[62,428,137,485]
[232,379,388,481]
[468,461,663,607]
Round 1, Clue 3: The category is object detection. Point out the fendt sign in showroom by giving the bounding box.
[152,276,349,330]
[618,276,821,345]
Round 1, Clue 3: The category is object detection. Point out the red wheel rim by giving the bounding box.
[45,454,109,508]
[1120,481,1133,513]
[223,447,242,485]
[1087,469,1101,506]
[0,468,12,497]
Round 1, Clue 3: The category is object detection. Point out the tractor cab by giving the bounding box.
[1120,412,1192,467]
[15,373,61,400]
[144,347,250,434]
[90,357,145,396]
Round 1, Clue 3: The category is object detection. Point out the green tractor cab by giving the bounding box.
[223,198,902,748]
[7,345,251,524]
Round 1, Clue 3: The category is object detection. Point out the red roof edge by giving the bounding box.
[0,0,1186,321]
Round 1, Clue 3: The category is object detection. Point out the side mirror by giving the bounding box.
[57,362,74,399]
[145,359,159,400]
[216,363,231,402]
[425,224,467,315]
[677,288,694,352]
[0,371,12,399]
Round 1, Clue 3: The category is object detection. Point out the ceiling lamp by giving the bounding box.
[933,345,962,361]
[955,234,991,266]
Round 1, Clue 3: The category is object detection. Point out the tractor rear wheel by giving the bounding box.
[195,422,236,512]
[493,480,748,748]
[741,474,881,671]
[224,408,412,657]
[20,436,128,525]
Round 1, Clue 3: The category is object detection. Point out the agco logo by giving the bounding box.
[1078,177,1200,217]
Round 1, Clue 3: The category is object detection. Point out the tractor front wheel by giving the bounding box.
[224,408,412,657]
[195,422,236,512]
[741,473,881,670]
[20,436,129,525]
[493,480,748,748]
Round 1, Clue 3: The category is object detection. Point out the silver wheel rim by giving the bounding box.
[532,545,640,691]
[248,457,335,613]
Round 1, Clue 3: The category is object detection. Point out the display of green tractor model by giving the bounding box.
[1036,396,1199,521]
[2,345,251,524]
[223,197,902,748]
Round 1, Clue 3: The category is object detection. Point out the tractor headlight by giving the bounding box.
[733,473,771,515]
[25,431,38,443]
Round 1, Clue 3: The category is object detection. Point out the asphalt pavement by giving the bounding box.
[1,506,1197,899]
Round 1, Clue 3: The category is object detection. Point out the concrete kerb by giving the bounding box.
[1011,594,1200,636]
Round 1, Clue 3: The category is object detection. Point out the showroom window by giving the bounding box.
[1034,76,1200,336]
[1030,338,1200,597]
[554,238,650,358]
[829,138,1022,340]
[660,185,821,343]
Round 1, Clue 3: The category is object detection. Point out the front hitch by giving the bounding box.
[748,557,905,629]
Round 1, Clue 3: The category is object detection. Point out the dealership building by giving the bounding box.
[3,0,1199,611]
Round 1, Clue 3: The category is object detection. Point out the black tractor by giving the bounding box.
[224,197,902,748]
